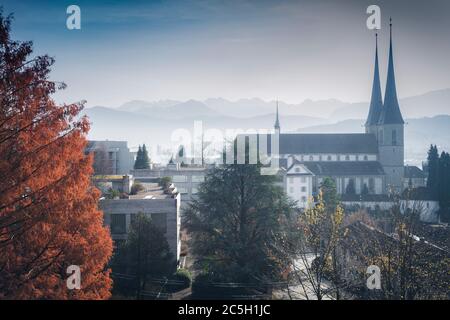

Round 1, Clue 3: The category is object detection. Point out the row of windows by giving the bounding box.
[109,213,167,235]
[172,175,205,183]
[288,186,307,193]
[290,154,371,161]
[288,176,308,183]
[176,187,199,194]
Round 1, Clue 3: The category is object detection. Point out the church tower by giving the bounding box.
[274,100,280,135]
[378,19,405,193]
[365,33,383,137]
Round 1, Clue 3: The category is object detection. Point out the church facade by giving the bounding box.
[273,23,405,208]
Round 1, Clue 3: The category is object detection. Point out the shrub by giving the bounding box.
[191,272,256,299]
[167,268,192,292]
[130,182,145,195]
[158,176,172,190]
[105,188,120,199]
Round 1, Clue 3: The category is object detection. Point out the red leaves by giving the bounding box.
[0,13,112,299]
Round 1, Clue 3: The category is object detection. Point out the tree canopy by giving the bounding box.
[0,12,112,299]
[186,162,298,298]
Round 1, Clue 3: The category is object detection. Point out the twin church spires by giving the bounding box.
[366,18,404,130]
[273,20,404,134]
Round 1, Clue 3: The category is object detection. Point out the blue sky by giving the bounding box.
[2,0,450,107]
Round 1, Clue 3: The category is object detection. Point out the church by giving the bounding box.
[271,22,406,208]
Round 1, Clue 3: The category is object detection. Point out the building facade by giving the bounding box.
[100,189,181,262]
[248,23,407,209]
[86,140,135,175]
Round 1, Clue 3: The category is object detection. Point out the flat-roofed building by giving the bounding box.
[100,183,181,262]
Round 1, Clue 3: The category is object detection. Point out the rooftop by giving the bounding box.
[129,183,175,199]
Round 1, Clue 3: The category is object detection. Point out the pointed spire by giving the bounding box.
[274,100,280,131]
[365,32,383,127]
[379,18,404,125]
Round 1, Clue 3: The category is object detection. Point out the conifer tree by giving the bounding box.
[0,12,112,299]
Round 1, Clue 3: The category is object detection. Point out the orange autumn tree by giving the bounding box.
[0,12,112,299]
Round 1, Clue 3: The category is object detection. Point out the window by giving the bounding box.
[172,175,187,182]
[345,155,350,161]
[327,155,332,161]
[110,214,126,234]
[355,155,359,161]
[301,186,306,192]
[309,155,313,161]
[301,177,306,183]
[392,130,397,146]
[151,213,167,233]
[379,129,384,144]
[364,155,368,161]
[337,155,341,161]
[177,187,188,194]
[191,175,204,183]
[319,155,322,161]
[301,155,304,161]
[369,178,375,193]
[295,168,300,173]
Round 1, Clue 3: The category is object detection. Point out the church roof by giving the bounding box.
[304,161,385,176]
[365,33,383,126]
[242,133,379,155]
[378,19,404,125]
[276,133,379,154]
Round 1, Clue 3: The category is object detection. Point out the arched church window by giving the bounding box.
[392,130,397,146]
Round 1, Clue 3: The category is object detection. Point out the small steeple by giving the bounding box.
[379,18,404,125]
[365,32,383,127]
[274,100,280,131]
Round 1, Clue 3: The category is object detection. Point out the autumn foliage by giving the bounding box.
[0,12,112,299]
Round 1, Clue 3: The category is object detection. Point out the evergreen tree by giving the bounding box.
[426,144,439,198]
[438,151,450,222]
[141,144,150,169]
[186,162,298,298]
[134,144,150,170]
[112,213,174,299]
[362,183,370,196]
[320,177,340,212]
[345,179,356,195]
[134,145,143,169]
[0,13,112,299]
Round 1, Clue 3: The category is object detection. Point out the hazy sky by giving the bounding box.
[3,0,450,107]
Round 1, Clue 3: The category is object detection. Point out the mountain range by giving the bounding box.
[83,88,450,165]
